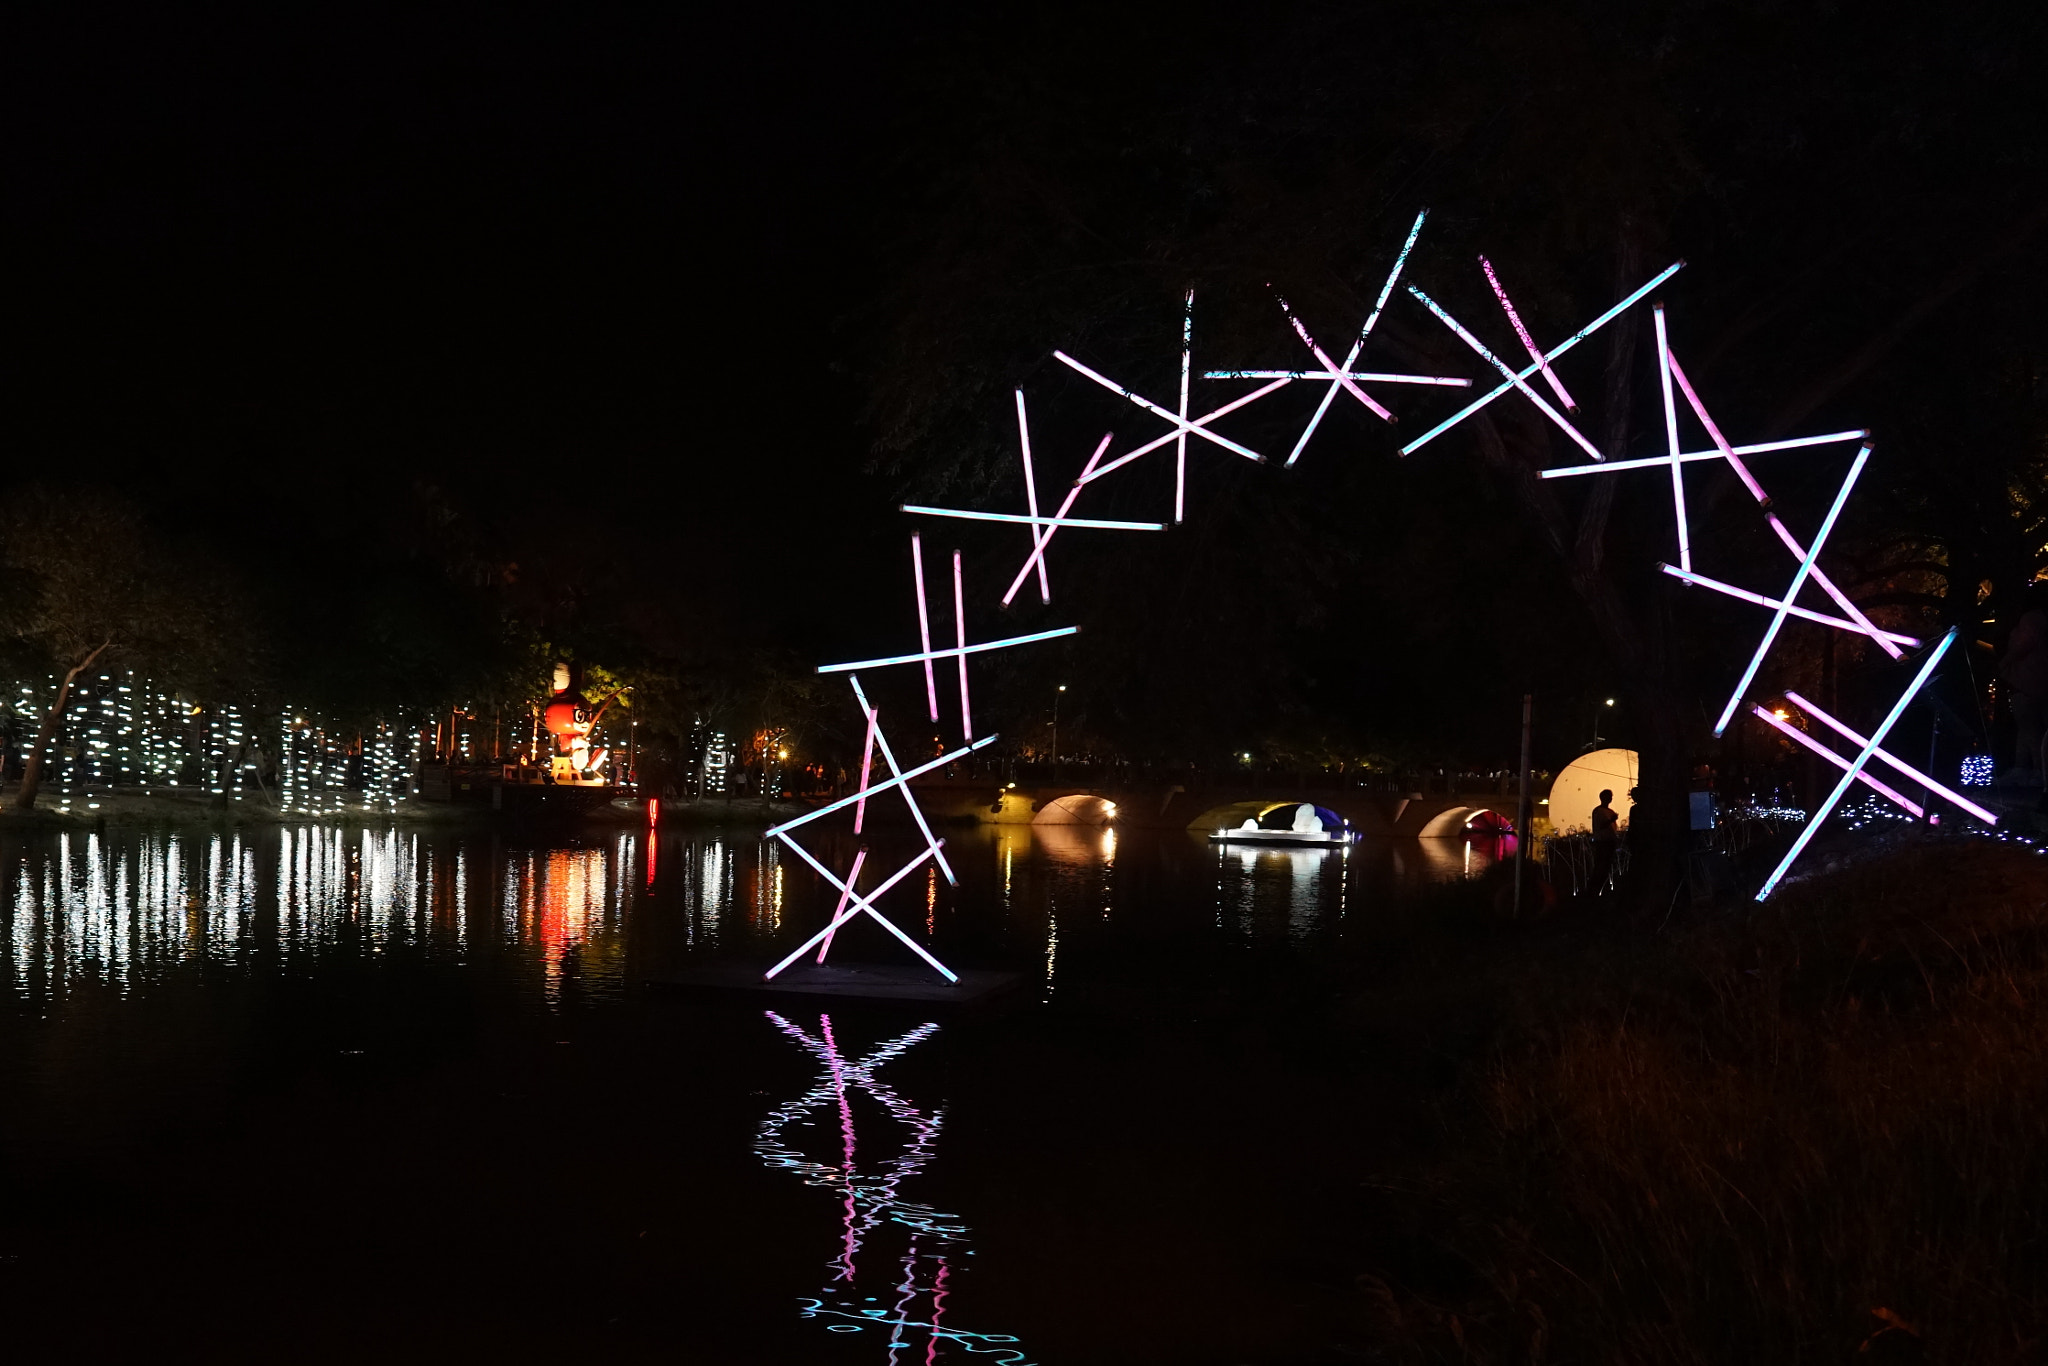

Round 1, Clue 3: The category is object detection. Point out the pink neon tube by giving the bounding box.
[1481,256,1577,411]
[1783,690,1999,825]
[952,551,971,740]
[1752,706,1923,818]
[1083,379,1291,484]
[852,707,878,833]
[1666,351,1902,661]
[1275,293,1393,420]
[817,847,869,963]
[849,676,957,885]
[1406,285,1604,462]
[1004,432,1113,605]
[1653,305,1691,572]
[910,534,939,721]
[1657,563,1922,647]
[1013,389,1050,602]
[1177,289,1192,525]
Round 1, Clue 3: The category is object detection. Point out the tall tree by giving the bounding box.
[0,487,252,809]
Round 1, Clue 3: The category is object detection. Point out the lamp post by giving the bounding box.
[1591,696,1615,747]
[1052,685,1066,769]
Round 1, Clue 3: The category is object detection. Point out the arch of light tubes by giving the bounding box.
[778,209,1985,977]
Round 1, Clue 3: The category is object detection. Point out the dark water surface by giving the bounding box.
[0,822,1498,1364]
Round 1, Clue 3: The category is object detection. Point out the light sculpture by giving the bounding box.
[1203,210,1468,467]
[817,538,1079,737]
[1652,303,1691,569]
[1710,444,1872,737]
[1659,336,1901,657]
[846,676,957,886]
[1407,282,1607,463]
[911,533,939,721]
[1782,689,1998,827]
[1657,564,1922,648]
[1053,349,1272,465]
[1272,291,1396,422]
[1480,255,1577,411]
[1002,432,1115,604]
[761,679,991,982]
[893,394,1170,606]
[1752,705,1925,818]
[954,550,972,739]
[1400,259,1684,456]
[1177,288,1192,523]
[1532,302,1900,658]
[1756,628,1963,900]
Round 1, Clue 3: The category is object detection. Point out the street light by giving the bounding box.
[1052,685,1066,766]
[1591,696,1616,749]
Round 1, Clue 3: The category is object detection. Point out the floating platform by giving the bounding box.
[648,960,1029,1008]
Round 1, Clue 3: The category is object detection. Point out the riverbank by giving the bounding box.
[0,788,813,831]
[1312,832,2048,1361]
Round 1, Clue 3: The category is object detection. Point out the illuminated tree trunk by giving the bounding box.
[13,640,111,812]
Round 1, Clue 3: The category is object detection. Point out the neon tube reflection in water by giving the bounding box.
[757,1012,1033,1363]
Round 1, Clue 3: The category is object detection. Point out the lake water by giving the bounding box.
[0,821,1502,1364]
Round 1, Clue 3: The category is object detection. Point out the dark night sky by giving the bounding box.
[5,5,2044,769]
[6,6,933,651]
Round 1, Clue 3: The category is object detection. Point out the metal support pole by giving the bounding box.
[1514,693,1533,918]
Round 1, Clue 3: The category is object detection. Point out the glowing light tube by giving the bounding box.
[1274,293,1394,420]
[1657,563,1922,647]
[1082,380,1291,484]
[1406,284,1605,462]
[1053,351,1271,463]
[1663,349,1769,503]
[899,506,1166,531]
[817,847,868,963]
[1712,445,1870,737]
[1283,208,1430,467]
[1663,353,1903,661]
[1539,430,1870,478]
[1401,260,1685,456]
[1178,289,1192,525]
[850,676,958,884]
[1481,255,1578,411]
[1205,369,1470,385]
[911,534,938,721]
[1757,628,1959,900]
[953,551,971,740]
[1004,433,1115,605]
[765,733,996,838]
[816,626,1080,675]
[852,707,878,834]
[1014,389,1050,602]
[765,839,955,982]
[1783,689,1999,826]
[1752,706,1924,818]
[1653,304,1691,571]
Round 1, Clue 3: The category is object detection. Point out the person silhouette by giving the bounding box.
[1590,789,1621,896]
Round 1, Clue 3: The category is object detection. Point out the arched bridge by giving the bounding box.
[886,780,1518,837]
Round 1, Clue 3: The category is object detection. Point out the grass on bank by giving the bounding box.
[1343,837,2048,1365]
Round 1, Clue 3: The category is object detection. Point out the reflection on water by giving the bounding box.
[3,826,643,1006]
[1216,842,1352,940]
[756,1012,1033,1363]
[0,820,1509,1357]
